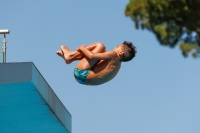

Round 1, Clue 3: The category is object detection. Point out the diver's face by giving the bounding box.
[114,44,125,58]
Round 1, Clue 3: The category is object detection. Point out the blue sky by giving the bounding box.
[1,0,200,133]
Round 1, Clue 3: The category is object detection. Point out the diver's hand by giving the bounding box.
[76,45,85,52]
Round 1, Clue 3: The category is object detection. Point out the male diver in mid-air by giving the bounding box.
[56,41,137,85]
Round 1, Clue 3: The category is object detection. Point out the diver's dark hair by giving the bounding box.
[121,41,137,62]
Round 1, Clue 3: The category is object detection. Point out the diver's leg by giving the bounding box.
[57,42,105,64]
[75,42,106,70]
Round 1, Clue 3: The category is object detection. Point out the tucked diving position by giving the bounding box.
[56,41,137,85]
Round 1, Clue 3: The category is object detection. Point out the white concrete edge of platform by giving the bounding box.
[0,62,72,133]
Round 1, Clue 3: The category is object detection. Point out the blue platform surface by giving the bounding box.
[0,62,72,133]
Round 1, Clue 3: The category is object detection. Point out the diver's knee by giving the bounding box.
[96,42,105,51]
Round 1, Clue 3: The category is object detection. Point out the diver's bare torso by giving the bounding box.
[86,55,121,85]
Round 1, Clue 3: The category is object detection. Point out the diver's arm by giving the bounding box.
[77,45,114,60]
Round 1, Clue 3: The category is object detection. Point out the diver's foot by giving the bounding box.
[60,45,73,64]
[56,50,64,58]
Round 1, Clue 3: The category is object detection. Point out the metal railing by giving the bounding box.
[0,29,10,63]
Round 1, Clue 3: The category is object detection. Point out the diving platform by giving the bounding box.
[0,62,72,133]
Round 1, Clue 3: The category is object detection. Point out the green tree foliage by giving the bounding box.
[125,0,200,58]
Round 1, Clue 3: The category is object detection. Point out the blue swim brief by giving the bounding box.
[74,68,91,85]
